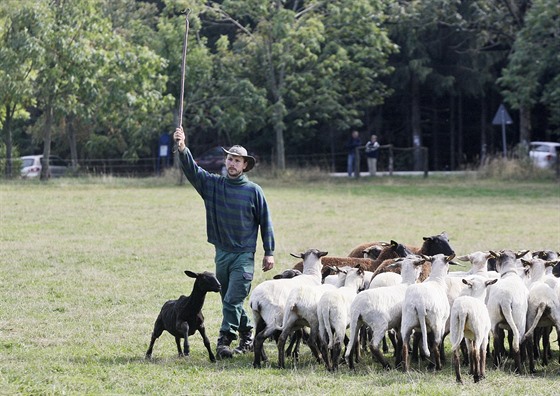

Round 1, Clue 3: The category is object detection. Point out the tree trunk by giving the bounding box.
[3,104,14,178]
[274,99,286,170]
[411,74,422,171]
[457,92,464,170]
[519,104,531,145]
[431,97,439,170]
[449,95,455,171]
[480,95,487,164]
[66,115,78,170]
[41,103,53,181]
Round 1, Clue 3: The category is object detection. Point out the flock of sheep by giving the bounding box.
[145,232,560,385]
[249,232,560,383]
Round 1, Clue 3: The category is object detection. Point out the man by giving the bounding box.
[365,134,380,176]
[173,127,275,359]
[346,130,361,177]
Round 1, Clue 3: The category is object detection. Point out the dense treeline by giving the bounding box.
[1,0,559,178]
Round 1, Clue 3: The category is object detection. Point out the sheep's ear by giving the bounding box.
[462,279,472,287]
[319,250,328,258]
[421,254,432,261]
[545,260,559,268]
[521,259,531,267]
[184,270,198,279]
[273,274,282,279]
[380,241,390,247]
[489,251,499,259]
[516,250,530,259]
[485,279,498,287]
[456,255,469,261]
[446,253,456,262]
[414,257,425,266]
[391,240,398,247]
[290,252,303,259]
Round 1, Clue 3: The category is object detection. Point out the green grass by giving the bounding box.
[1,175,559,395]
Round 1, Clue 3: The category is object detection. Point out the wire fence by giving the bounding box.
[3,145,429,178]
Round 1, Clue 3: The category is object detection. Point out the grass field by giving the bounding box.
[1,173,559,395]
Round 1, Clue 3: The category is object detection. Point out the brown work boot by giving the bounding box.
[233,330,253,354]
[216,332,234,359]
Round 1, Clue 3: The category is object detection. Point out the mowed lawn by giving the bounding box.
[1,175,559,395]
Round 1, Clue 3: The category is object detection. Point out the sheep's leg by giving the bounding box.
[254,325,276,368]
[492,326,504,368]
[252,319,267,368]
[401,328,413,372]
[394,332,404,369]
[285,331,299,359]
[480,338,488,380]
[526,335,536,373]
[388,329,398,357]
[145,319,165,359]
[460,339,469,366]
[332,341,342,371]
[371,328,391,370]
[541,326,551,364]
[307,326,323,364]
[198,325,216,362]
[176,321,190,357]
[411,332,420,362]
[472,345,482,383]
[277,326,292,369]
[453,348,463,384]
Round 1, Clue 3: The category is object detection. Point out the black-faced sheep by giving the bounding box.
[145,270,221,362]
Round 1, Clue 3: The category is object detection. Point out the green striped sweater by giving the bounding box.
[179,147,275,256]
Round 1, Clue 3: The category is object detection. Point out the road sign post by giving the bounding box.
[492,104,513,157]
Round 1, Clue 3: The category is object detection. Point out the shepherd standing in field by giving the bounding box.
[173,127,275,360]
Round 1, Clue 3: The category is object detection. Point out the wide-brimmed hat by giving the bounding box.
[222,145,256,172]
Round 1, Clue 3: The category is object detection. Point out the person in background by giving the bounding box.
[173,126,275,359]
[365,134,380,176]
[346,130,362,177]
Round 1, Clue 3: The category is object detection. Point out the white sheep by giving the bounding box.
[486,250,529,374]
[368,271,402,289]
[345,255,425,370]
[401,253,455,372]
[317,266,365,371]
[249,248,327,368]
[277,282,337,368]
[449,276,497,383]
[521,257,560,373]
[449,251,493,278]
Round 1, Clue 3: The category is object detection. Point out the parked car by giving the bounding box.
[20,155,69,178]
[529,141,560,169]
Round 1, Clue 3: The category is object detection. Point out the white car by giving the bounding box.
[529,141,560,169]
[20,155,69,178]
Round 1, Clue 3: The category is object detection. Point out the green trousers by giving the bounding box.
[214,248,254,338]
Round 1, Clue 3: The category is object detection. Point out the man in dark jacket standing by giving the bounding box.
[173,127,275,359]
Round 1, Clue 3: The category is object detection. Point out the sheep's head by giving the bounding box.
[185,270,221,293]
[421,231,454,256]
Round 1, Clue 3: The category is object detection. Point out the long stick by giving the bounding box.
[174,9,191,151]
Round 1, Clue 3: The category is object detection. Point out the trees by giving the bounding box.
[0,5,40,177]
[1,0,557,177]
[498,0,560,138]
[204,0,395,170]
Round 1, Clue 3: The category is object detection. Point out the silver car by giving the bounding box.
[20,155,69,178]
[529,141,560,169]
